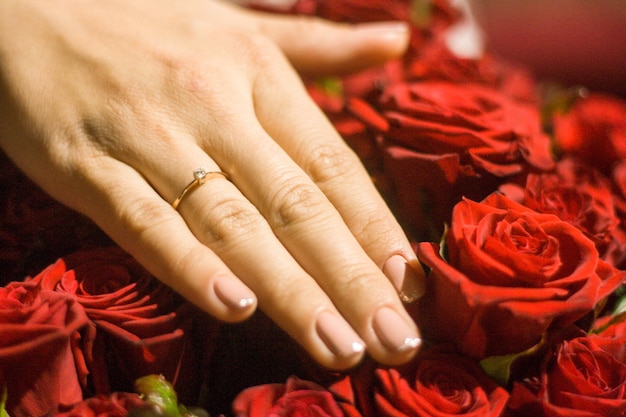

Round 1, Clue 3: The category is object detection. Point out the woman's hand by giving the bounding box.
[0,0,425,369]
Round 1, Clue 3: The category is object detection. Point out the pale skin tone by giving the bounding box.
[0,0,426,369]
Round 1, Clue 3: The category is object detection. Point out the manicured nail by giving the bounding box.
[372,307,421,352]
[383,254,425,303]
[316,311,366,358]
[213,276,256,311]
[354,21,410,40]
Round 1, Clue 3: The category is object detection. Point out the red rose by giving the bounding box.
[232,376,361,417]
[502,157,626,267]
[553,94,626,174]
[378,81,553,237]
[507,336,626,417]
[32,246,216,403]
[416,193,626,358]
[303,0,460,34]
[0,280,89,417]
[405,41,538,104]
[610,160,626,268]
[374,347,509,417]
[381,82,553,176]
[54,392,148,417]
[314,0,414,23]
[612,160,626,212]
[591,314,626,361]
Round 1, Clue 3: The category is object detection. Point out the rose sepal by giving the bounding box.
[590,292,626,334]
[479,335,546,386]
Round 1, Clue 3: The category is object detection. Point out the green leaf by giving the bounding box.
[613,292,626,316]
[480,353,519,386]
[1,386,10,417]
[590,292,626,335]
[480,339,544,386]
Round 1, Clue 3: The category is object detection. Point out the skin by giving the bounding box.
[0,0,425,370]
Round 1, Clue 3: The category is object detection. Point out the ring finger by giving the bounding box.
[147,144,370,369]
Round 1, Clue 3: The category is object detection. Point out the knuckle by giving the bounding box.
[119,193,178,238]
[225,30,282,71]
[304,141,361,185]
[200,196,265,244]
[325,262,387,303]
[269,179,329,230]
[353,209,400,254]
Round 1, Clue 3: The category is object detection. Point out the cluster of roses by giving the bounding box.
[2,0,626,416]
[0,246,220,417]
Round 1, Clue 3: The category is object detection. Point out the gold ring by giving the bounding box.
[172,168,229,210]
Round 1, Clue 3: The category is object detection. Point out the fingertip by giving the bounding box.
[370,306,422,366]
[256,14,411,76]
[313,310,366,370]
[351,20,411,58]
[383,254,427,304]
[211,275,258,322]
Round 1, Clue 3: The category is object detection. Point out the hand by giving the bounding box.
[0,0,425,369]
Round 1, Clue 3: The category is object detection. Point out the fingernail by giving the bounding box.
[354,21,410,40]
[316,311,366,358]
[383,254,425,303]
[213,276,256,311]
[372,307,421,352]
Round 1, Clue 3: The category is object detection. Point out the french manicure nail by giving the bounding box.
[213,276,256,311]
[316,311,366,358]
[383,254,425,303]
[372,307,421,352]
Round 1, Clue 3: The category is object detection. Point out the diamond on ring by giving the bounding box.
[172,168,229,210]
[193,168,208,181]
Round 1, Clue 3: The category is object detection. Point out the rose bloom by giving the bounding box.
[54,392,148,417]
[314,0,415,22]
[416,193,626,358]
[377,81,553,237]
[232,376,362,417]
[609,159,626,268]
[32,246,216,403]
[501,157,626,267]
[0,280,89,417]
[507,335,626,416]
[374,347,509,417]
[553,93,626,174]
[380,81,553,176]
[404,41,538,104]
[591,313,626,361]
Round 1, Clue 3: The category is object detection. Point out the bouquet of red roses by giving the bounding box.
[2,1,625,416]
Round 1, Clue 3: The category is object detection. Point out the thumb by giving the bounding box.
[252,14,411,77]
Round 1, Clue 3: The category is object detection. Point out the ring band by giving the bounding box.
[172,168,229,210]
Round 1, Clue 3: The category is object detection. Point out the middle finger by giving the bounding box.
[196,111,421,367]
